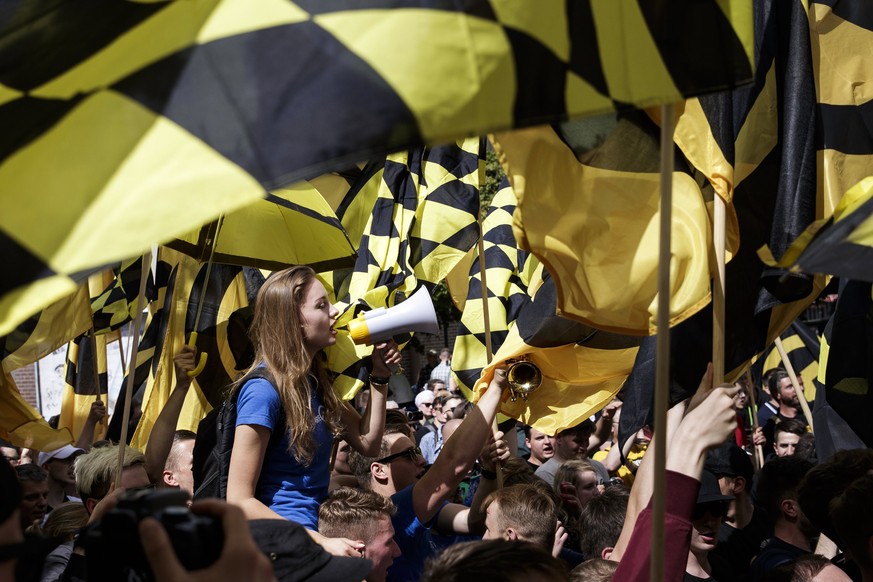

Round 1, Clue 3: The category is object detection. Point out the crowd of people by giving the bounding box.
[2,266,870,582]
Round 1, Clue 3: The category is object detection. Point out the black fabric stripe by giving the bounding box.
[516,277,598,348]
[483,224,516,246]
[334,161,385,222]
[112,21,422,188]
[264,192,348,233]
[504,27,570,127]
[425,144,480,180]
[293,0,497,21]
[0,95,81,165]
[382,159,419,212]
[818,102,873,155]
[0,0,169,91]
[565,0,609,97]
[810,0,873,33]
[0,228,58,295]
[366,198,402,237]
[800,194,873,273]
[636,0,753,95]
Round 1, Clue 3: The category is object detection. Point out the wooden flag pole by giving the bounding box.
[116,251,151,488]
[88,325,107,441]
[774,337,815,435]
[743,370,765,470]
[651,102,676,582]
[713,198,727,385]
[477,213,503,489]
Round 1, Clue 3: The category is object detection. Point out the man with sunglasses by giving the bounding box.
[349,369,509,582]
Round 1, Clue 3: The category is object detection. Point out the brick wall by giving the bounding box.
[11,363,39,409]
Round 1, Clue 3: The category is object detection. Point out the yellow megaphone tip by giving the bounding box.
[347,315,370,345]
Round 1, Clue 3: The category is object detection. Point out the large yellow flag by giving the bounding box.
[493,122,712,335]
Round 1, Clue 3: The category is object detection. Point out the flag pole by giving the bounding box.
[743,369,765,470]
[185,216,225,380]
[88,325,107,441]
[652,103,676,582]
[713,198,726,384]
[774,337,815,434]
[477,210,503,489]
[116,251,151,488]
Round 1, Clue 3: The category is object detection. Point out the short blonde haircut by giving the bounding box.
[75,444,146,501]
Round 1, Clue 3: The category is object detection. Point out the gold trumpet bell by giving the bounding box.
[506,357,542,402]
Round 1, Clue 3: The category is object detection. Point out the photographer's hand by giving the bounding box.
[139,500,276,582]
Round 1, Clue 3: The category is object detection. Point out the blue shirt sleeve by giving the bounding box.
[236,377,281,431]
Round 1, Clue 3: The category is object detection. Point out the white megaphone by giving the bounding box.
[347,287,440,345]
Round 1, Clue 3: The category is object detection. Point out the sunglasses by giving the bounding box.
[376,446,422,464]
[692,500,729,520]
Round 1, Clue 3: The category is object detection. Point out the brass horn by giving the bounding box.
[505,356,542,401]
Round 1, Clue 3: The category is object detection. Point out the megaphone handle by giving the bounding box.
[376,346,403,376]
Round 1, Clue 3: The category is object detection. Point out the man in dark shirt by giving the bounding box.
[749,457,816,581]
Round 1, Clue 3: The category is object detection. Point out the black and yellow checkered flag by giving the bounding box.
[324,138,484,398]
[450,181,640,434]
[107,255,175,444]
[0,0,754,337]
[90,258,152,336]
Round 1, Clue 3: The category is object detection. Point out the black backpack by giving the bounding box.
[192,369,284,500]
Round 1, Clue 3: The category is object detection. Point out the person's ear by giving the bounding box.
[371,462,388,481]
[85,497,98,515]
[601,547,614,560]
[505,528,518,541]
[163,470,178,488]
[732,475,746,495]
[781,499,798,519]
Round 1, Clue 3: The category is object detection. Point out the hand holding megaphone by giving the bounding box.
[371,339,402,378]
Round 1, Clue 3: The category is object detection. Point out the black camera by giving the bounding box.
[82,488,223,581]
[406,409,424,422]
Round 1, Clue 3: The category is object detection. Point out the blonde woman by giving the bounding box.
[226,266,400,556]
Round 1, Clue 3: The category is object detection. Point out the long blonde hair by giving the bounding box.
[236,266,345,465]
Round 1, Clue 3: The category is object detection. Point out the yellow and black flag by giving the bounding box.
[59,333,109,442]
[759,177,873,284]
[90,257,152,336]
[620,0,827,444]
[449,181,639,434]
[106,254,175,444]
[324,139,484,399]
[130,248,257,450]
[0,0,753,337]
[813,280,873,460]
[808,1,873,219]
[493,116,713,336]
[757,320,821,402]
[0,372,74,451]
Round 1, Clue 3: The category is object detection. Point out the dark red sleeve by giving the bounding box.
[613,470,701,582]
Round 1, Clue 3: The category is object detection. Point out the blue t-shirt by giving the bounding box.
[388,485,447,582]
[235,375,332,530]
